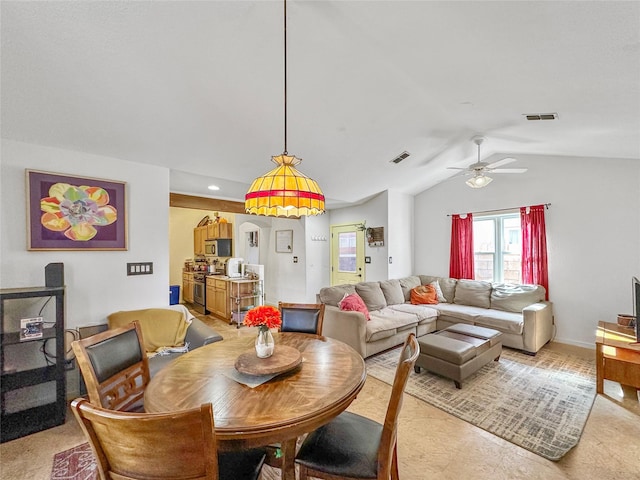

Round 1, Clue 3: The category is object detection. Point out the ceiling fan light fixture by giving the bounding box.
[244,0,325,218]
[466,174,493,189]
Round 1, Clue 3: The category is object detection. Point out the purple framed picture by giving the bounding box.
[26,170,128,251]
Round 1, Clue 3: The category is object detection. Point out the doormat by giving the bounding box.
[365,345,597,461]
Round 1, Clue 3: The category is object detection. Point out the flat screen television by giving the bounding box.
[634,276,640,343]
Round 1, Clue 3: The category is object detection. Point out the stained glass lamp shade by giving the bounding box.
[245,154,325,218]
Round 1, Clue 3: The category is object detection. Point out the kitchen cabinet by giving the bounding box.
[207,277,228,320]
[1,286,66,442]
[182,272,194,303]
[206,222,233,240]
[205,277,216,313]
[193,226,207,255]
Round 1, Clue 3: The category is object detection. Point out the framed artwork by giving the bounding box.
[275,229,293,253]
[26,170,128,251]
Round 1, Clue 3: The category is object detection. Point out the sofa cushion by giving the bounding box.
[410,285,439,305]
[453,280,492,308]
[355,282,387,311]
[388,303,438,324]
[379,279,405,306]
[428,303,487,323]
[366,308,419,342]
[319,284,356,307]
[398,276,421,302]
[475,310,524,335]
[419,276,457,303]
[338,293,370,320]
[490,283,546,313]
[429,281,447,303]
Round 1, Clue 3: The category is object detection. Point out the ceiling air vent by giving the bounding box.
[524,113,559,121]
[390,151,410,164]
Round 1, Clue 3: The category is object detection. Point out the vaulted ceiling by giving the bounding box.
[2,1,639,208]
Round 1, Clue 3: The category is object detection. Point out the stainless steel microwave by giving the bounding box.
[204,239,232,257]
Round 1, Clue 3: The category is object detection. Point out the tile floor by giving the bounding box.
[1,315,638,480]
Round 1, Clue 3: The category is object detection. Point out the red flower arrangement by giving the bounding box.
[243,305,282,330]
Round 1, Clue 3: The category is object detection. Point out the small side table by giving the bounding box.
[595,321,640,395]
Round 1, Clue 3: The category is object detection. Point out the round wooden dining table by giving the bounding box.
[144,332,366,480]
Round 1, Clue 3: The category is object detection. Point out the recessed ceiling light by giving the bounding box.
[207,185,220,191]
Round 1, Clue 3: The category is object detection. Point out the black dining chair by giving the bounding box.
[71,398,266,480]
[295,333,419,480]
[278,302,325,335]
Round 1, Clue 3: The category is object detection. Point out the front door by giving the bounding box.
[330,223,365,285]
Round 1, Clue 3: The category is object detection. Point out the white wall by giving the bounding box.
[304,214,331,302]
[1,140,171,328]
[330,191,389,282]
[414,154,640,349]
[387,190,414,278]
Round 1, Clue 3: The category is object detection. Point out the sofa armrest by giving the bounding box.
[521,301,553,354]
[185,317,223,348]
[322,305,368,357]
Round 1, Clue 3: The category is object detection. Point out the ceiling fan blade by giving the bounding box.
[446,167,468,170]
[491,168,528,174]
[486,157,516,168]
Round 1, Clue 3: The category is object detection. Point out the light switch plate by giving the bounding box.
[127,262,153,275]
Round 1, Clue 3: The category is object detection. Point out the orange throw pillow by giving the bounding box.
[410,285,439,305]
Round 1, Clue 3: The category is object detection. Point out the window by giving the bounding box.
[337,232,357,272]
[473,213,521,283]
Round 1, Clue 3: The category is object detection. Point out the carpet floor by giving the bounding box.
[365,344,597,461]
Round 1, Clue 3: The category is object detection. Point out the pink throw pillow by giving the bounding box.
[338,293,370,320]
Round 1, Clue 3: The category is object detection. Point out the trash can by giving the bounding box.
[169,285,180,305]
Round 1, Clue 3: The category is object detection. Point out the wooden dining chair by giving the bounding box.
[295,333,419,480]
[70,398,266,480]
[278,302,325,335]
[71,322,150,412]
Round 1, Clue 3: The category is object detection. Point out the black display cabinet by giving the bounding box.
[1,286,66,443]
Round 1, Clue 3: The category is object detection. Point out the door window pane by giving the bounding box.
[338,232,356,272]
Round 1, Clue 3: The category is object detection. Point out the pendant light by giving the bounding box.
[245,0,325,217]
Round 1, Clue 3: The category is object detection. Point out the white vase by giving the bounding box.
[255,327,275,358]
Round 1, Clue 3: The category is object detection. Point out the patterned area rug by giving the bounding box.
[366,345,597,461]
[50,443,96,480]
[50,443,284,480]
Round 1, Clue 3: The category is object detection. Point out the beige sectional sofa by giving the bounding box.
[318,275,553,358]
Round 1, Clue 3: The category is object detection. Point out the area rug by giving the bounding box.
[366,345,597,461]
[51,443,285,480]
[50,443,96,480]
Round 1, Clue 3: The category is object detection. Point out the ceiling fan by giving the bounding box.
[448,136,527,188]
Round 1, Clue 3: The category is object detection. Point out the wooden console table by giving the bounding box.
[595,321,640,395]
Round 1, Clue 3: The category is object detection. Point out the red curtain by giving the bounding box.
[449,214,474,279]
[520,205,549,299]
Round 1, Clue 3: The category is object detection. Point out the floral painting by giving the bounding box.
[27,170,127,250]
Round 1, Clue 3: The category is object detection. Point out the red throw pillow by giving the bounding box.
[411,285,439,305]
[338,293,371,320]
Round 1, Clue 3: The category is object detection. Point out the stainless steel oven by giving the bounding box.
[192,273,206,314]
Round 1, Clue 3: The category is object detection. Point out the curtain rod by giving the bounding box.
[447,203,551,217]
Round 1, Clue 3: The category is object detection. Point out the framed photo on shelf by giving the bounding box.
[275,229,293,253]
[26,170,128,251]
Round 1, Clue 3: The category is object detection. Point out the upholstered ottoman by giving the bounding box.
[414,324,502,388]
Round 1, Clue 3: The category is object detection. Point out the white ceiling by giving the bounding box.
[2,1,639,208]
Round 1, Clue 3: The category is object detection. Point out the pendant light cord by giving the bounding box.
[283,0,288,155]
